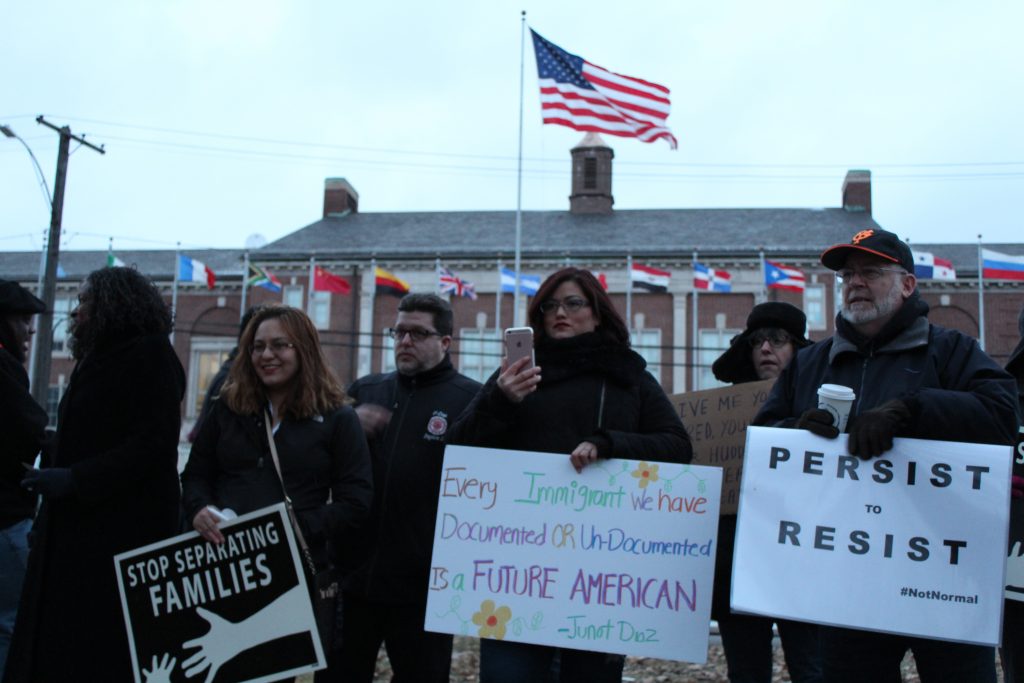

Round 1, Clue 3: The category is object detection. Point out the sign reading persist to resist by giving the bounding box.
[733,426,1011,646]
[424,445,722,663]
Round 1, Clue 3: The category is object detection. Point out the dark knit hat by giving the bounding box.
[820,228,914,272]
[0,280,45,316]
[712,302,811,384]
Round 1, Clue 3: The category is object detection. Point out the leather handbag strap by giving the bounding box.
[264,410,317,574]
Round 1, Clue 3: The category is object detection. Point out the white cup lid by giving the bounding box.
[818,383,856,400]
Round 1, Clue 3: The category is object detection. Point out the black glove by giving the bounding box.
[796,408,840,439]
[847,399,911,459]
[21,467,76,499]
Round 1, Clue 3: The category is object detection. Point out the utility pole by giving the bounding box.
[30,116,105,408]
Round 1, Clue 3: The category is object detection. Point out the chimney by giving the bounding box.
[842,170,871,214]
[569,133,614,214]
[323,178,359,217]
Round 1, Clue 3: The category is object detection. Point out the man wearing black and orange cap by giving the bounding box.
[755,228,1018,682]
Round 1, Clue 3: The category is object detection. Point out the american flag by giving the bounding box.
[438,266,477,300]
[531,30,677,149]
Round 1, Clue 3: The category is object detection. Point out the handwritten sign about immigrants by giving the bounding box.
[670,379,774,514]
[115,503,324,683]
[732,427,1011,646]
[424,445,722,663]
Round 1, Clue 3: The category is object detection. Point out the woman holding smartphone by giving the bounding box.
[449,267,692,683]
[181,306,372,677]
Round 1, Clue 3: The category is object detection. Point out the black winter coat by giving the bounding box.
[4,334,185,683]
[755,297,1019,448]
[449,332,692,465]
[343,356,481,604]
[181,398,373,571]
[0,346,47,529]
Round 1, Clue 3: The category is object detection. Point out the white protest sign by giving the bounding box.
[733,426,1011,646]
[114,503,324,683]
[424,445,721,663]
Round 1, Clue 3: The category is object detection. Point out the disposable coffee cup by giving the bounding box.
[817,384,856,433]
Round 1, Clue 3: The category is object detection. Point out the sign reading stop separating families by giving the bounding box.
[424,445,722,663]
[732,426,1012,645]
[114,503,324,683]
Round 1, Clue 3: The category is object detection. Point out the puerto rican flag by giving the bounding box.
[631,263,671,293]
[694,263,732,292]
[912,251,956,281]
[765,259,805,292]
[982,249,1024,281]
[178,254,216,289]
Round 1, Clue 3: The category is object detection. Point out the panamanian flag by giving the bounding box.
[912,251,956,281]
[694,263,732,292]
[765,259,805,292]
[178,254,216,289]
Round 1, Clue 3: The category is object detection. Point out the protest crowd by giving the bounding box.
[1,227,1022,683]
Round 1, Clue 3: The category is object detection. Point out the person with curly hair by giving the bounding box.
[4,267,186,683]
[181,305,373,679]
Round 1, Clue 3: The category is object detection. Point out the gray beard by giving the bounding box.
[840,283,903,326]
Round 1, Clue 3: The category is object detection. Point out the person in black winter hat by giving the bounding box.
[710,301,822,683]
[0,280,47,678]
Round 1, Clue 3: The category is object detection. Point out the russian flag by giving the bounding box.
[982,249,1024,281]
[694,263,732,292]
[912,251,956,281]
[765,259,805,292]
[179,254,216,289]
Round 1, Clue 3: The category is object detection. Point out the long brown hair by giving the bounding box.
[528,267,630,346]
[221,305,346,419]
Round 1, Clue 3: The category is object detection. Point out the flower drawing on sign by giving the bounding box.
[631,461,660,489]
[472,599,512,639]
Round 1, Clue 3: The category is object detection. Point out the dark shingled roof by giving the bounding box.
[259,208,886,260]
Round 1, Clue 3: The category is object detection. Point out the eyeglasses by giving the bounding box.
[748,329,792,349]
[539,296,590,315]
[387,327,442,342]
[836,266,907,283]
[250,340,296,355]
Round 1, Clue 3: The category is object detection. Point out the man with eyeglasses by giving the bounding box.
[335,293,481,683]
[710,302,821,683]
[755,228,1018,682]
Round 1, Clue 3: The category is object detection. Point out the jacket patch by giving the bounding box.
[425,411,448,440]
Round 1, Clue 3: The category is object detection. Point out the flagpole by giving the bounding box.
[977,235,986,350]
[626,254,633,328]
[107,236,114,267]
[170,242,180,345]
[495,258,503,333]
[435,257,443,297]
[240,251,250,322]
[692,250,699,391]
[513,10,526,325]
[308,256,316,316]
[759,249,767,303]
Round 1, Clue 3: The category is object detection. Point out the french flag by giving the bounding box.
[982,249,1024,281]
[179,254,216,289]
[694,263,732,292]
[912,251,956,281]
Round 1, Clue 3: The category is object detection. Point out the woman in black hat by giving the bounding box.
[0,280,48,678]
[710,302,822,683]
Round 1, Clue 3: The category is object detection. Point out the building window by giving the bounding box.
[45,384,63,428]
[630,328,662,385]
[697,328,741,390]
[187,338,235,419]
[309,292,331,329]
[283,285,304,309]
[804,283,826,330]
[51,296,74,355]
[583,157,597,189]
[457,328,503,384]
[381,329,396,374]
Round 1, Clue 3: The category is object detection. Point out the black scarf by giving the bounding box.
[534,332,646,386]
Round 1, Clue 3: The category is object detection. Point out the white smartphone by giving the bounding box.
[504,327,535,368]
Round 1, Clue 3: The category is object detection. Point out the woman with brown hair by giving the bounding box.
[449,267,692,683]
[181,306,372,676]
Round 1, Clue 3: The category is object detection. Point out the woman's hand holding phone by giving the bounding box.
[497,356,541,403]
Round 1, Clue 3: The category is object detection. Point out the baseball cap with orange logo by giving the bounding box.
[820,228,914,272]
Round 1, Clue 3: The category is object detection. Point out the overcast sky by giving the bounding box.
[2,0,1021,255]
